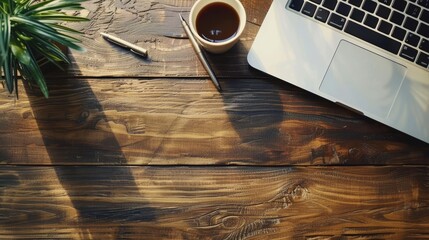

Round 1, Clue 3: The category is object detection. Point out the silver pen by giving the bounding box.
[101,32,148,58]
[179,14,222,92]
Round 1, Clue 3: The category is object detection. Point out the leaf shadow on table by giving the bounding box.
[220,79,288,162]
[206,44,290,163]
[23,61,158,238]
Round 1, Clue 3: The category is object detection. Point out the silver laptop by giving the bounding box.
[247,0,429,143]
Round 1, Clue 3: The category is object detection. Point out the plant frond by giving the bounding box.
[34,14,89,22]
[13,0,33,15]
[11,15,84,51]
[11,37,31,65]
[25,0,86,16]
[18,49,49,98]
[31,34,71,63]
[0,13,10,67]
[2,51,15,93]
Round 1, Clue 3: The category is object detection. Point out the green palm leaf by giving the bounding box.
[11,38,31,65]
[2,52,13,93]
[19,50,49,98]
[25,0,85,16]
[0,13,10,66]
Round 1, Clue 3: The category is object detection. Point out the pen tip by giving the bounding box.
[179,13,184,21]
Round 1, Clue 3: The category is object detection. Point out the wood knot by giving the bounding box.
[80,111,90,119]
[271,184,309,209]
[221,216,242,229]
[291,185,308,202]
[77,111,90,124]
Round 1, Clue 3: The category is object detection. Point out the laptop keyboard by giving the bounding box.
[287,0,429,70]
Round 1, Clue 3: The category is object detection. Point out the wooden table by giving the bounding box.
[1,0,428,239]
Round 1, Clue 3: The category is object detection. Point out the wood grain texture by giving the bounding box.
[56,0,269,78]
[0,0,428,239]
[1,166,428,239]
[1,78,427,165]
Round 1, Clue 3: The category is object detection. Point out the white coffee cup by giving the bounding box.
[188,0,246,54]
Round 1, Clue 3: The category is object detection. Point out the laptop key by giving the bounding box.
[302,2,318,16]
[350,8,365,22]
[417,0,429,8]
[378,0,392,6]
[364,14,379,28]
[392,0,407,11]
[289,0,305,11]
[376,4,391,19]
[349,0,363,7]
[392,26,407,41]
[400,45,418,62]
[323,0,338,10]
[406,3,421,18]
[336,2,352,16]
[328,12,347,29]
[406,33,421,47]
[421,9,429,24]
[420,39,429,53]
[416,52,429,68]
[417,23,429,38]
[404,17,419,31]
[363,0,377,13]
[378,20,393,34]
[315,7,330,22]
[344,21,401,54]
[390,11,405,25]
[311,0,323,4]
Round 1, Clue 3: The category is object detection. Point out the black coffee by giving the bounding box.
[196,2,240,43]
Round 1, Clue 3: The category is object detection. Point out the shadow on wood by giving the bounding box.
[22,57,158,238]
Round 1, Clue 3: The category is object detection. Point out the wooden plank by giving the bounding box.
[57,0,271,78]
[1,78,427,165]
[241,0,273,25]
[0,166,428,239]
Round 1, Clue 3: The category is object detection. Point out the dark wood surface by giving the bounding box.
[0,0,428,239]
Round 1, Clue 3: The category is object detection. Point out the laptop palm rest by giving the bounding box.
[319,40,407,119]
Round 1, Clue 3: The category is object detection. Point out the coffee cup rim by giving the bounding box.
[188,0,247,47]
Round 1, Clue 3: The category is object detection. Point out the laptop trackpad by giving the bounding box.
[319,40,406,119]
